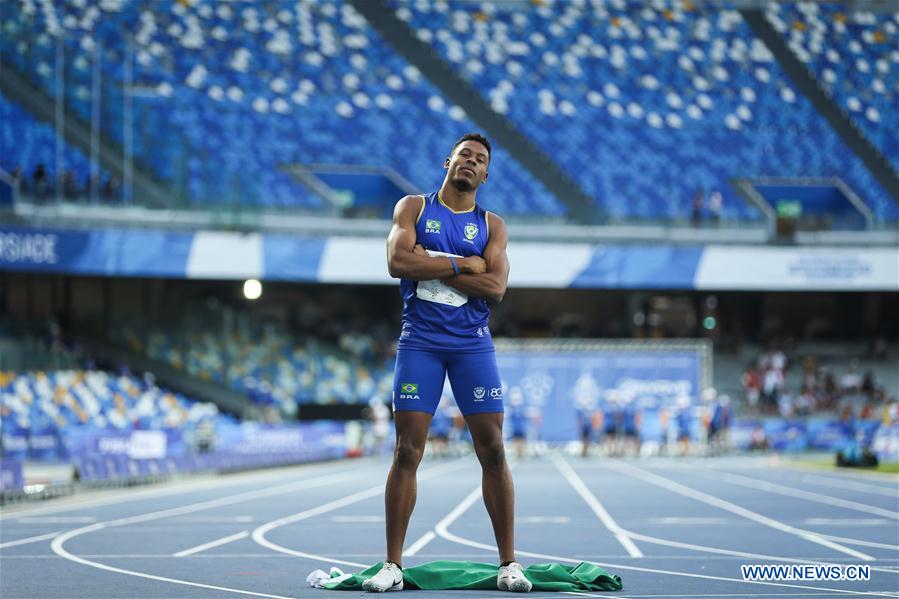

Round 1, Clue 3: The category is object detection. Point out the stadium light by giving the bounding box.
[243,279,262,300]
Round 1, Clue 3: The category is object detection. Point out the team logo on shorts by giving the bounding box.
[464,223,479,241]
[473,386,486,400]
[399,383,420,400]
[425,219,441,234]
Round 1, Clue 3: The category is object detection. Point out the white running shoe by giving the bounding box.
[497,561,532,592]
[362,561,404,592]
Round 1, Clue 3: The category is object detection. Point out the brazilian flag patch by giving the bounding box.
[401,383,419,394]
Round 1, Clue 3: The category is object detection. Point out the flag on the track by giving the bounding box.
[309,560,622,592]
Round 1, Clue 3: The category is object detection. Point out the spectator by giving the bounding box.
[102,176,120,202]
[822,371,838,410]
[796,386,816,416]
[840,363,862,394]
[32,163,49,199]
[691,188,703,226]
[861,371,877,399]
[741,364,760,413]
[11,166,24,190]
[87,173,100,201]
[762,366,784,413]
[62,169,80,199]
[709,190,723,224]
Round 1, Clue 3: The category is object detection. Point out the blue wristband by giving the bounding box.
[449,257,460,276]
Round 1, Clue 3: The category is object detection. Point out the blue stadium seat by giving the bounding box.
[0,92,110,196]
[0,0,564,217]
[393,0,898,222]
[0,369,232,461]
[767,3,898,173]
[116,323,394,408]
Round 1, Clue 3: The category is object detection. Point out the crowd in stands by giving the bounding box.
[7,163,122,202]
[741,346,894,422]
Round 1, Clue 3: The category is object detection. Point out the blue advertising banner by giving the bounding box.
[871,423,899,463]
[495,344,705,442]
[69,422,347,483]
[730,418,887,453]
[572,245,704,289]
[27,427,59,461]
[1,427,29,460]
[0,226,193,277]
[764,420,809,451]
[806,419,853,450]
[0,458,24,492]
[2,226,897,290]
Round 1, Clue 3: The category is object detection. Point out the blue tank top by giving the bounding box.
[397,192,493,352]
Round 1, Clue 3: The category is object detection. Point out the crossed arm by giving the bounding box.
[386,195,510,304]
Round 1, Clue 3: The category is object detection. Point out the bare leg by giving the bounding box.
[466,412,515,564]
[384,410,432,566]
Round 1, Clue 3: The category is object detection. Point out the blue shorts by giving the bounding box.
[393,348,504,416]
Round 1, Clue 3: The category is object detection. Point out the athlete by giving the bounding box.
[363,133,531,593]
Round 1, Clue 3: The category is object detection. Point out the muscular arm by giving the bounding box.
[386,196,485,281]
[442,213,510,304]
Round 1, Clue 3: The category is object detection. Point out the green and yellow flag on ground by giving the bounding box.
[320,560,623,592]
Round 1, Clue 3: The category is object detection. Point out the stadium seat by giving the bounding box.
[0,0,564,217]
[0,92,110,197]
[393,0,898,222]
[767,3,898,174]
[0,369,231,461]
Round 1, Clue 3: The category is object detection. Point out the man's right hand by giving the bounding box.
[460,255,487,274]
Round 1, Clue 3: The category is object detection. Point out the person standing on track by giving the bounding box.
[362,133,531,593]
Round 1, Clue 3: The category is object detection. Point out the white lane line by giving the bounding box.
[672,470,899,551]
[599,526,894,574]
[250,485,384,569]
[568,593,899,599]
[172,531,249,558]
[53,531,292,599]
[520,516,571,524]
[7,552,899,563]
[50,462,374,599]
[12,516,98,524]
[0,530,63,549]
[1,458,372,521]
[434,485,483,544]
[553,456,643,558]
[173,516,255,523]
[811,534,898,551]
[403,530,437,557]
[699,469,899,520]
[805,518,890,526]
[778,464,899,484]
[608,461,874,561]
[790,473,898,498]
[435,501,897,598]
[649,517,731,525]
[251,458,469,569]
[431,473,896,573]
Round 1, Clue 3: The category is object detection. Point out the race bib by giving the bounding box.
[416,250,469,307]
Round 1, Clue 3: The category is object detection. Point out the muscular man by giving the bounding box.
[363,133,530,593]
